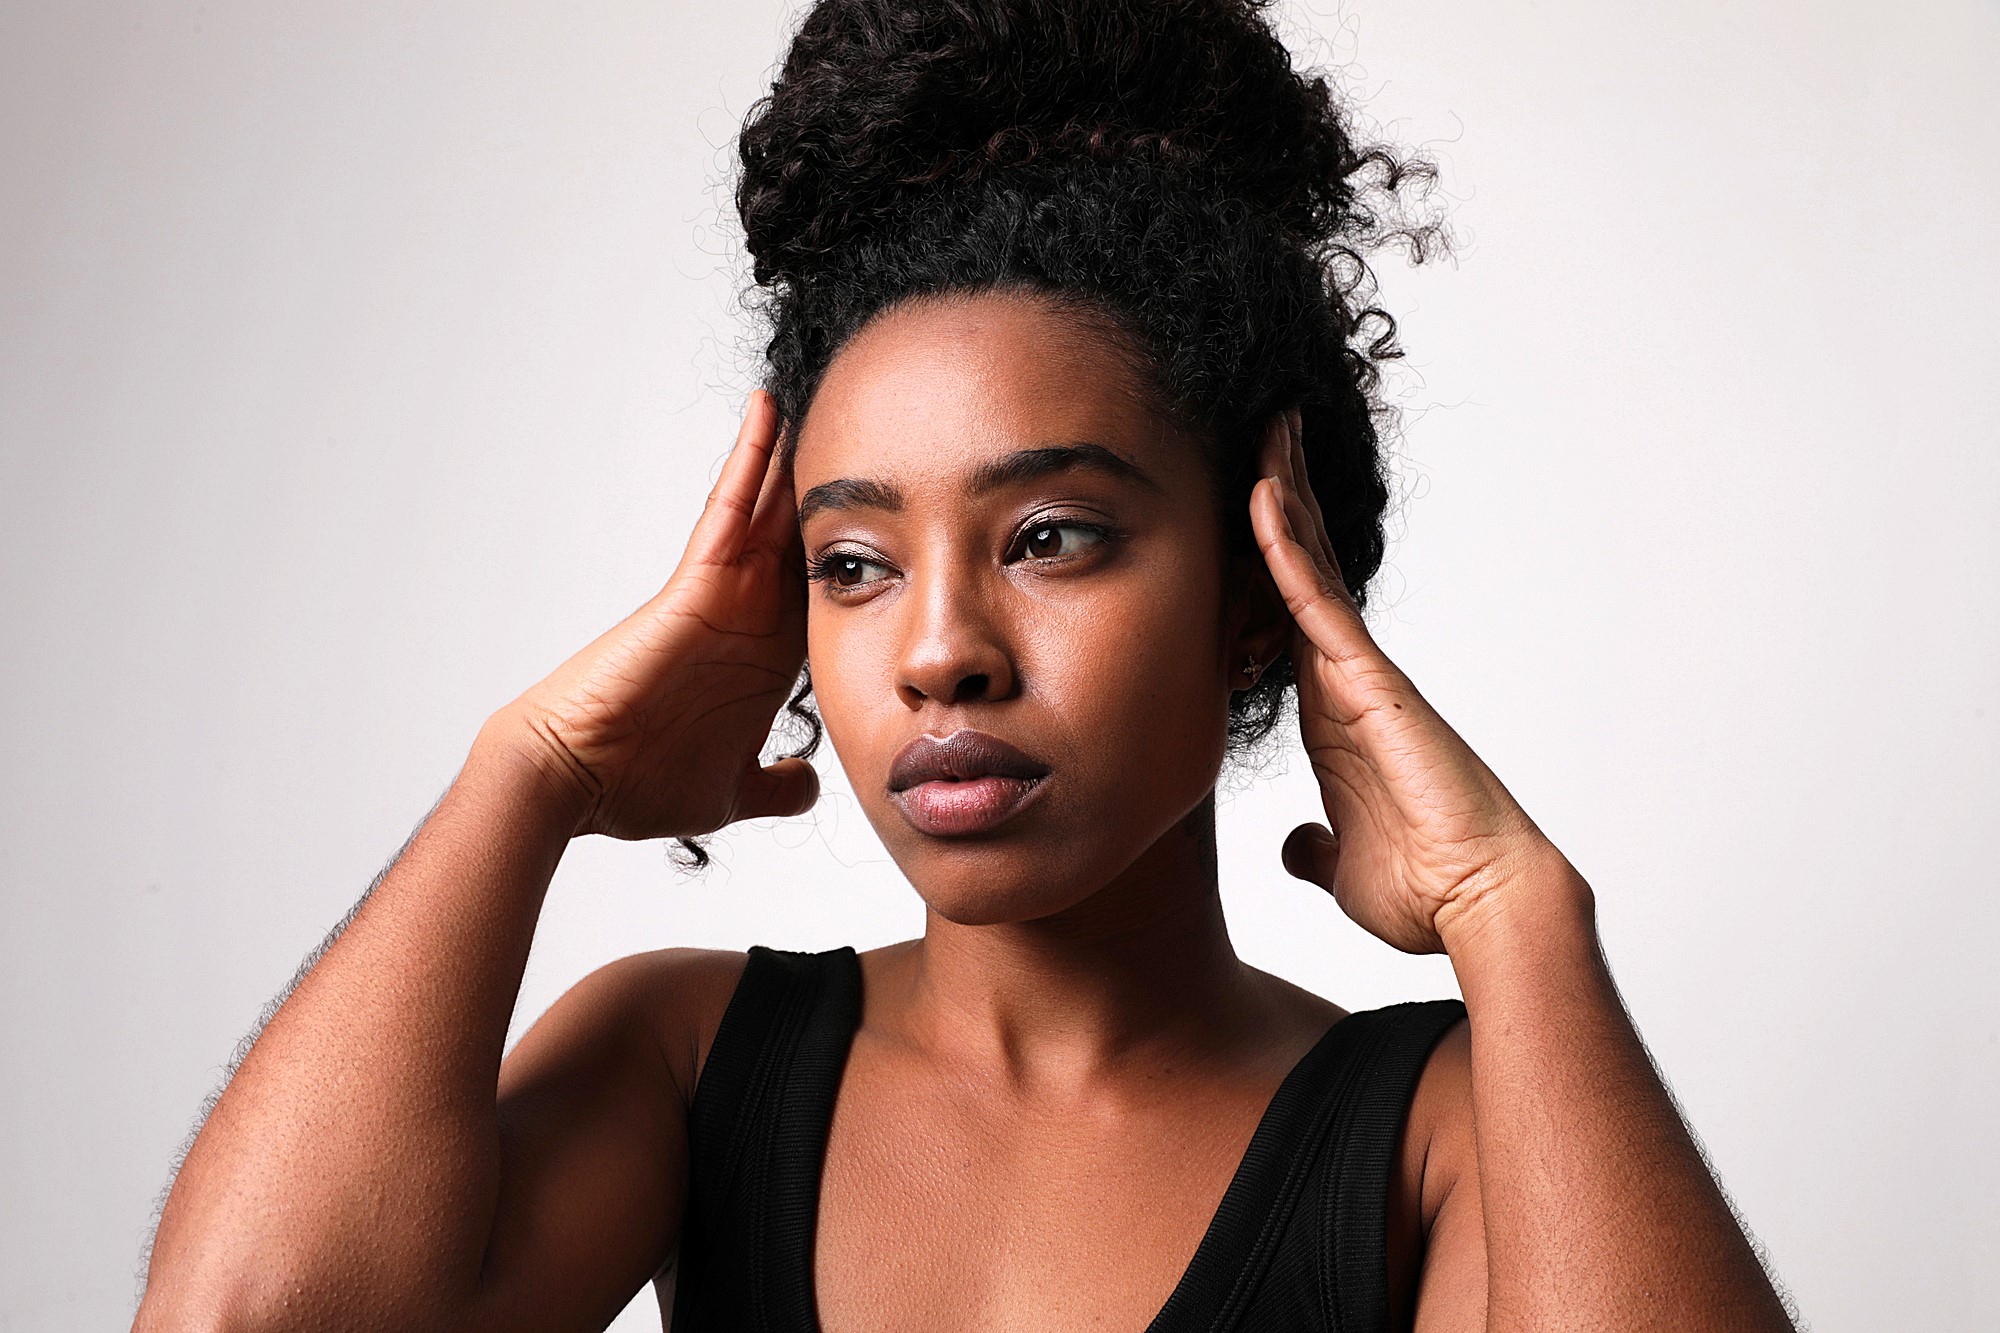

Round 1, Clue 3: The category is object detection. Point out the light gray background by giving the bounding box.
[3,2,1995,1329]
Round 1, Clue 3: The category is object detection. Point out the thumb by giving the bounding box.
[732,756,820,822]
[1280,822,1341,895]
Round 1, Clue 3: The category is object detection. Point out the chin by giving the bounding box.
[909,880,1065,926]
[876,833,1089,926]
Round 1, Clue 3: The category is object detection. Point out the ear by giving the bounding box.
[1224,548,1291,690]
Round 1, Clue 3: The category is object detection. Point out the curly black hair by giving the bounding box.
[677,0,1444,866]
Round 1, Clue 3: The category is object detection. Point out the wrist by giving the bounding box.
[467,709,599,841]
[1433,842,1598,964]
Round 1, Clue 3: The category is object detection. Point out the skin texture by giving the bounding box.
[134,293,1795,1332]
[791,296,1346,1326]
[793,295,1267,925]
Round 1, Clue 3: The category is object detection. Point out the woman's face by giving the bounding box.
[791,291,1259,924]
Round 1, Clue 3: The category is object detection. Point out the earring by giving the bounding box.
[1240,653,1262,683]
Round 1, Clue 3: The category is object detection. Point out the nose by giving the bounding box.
[894,556,1018,709]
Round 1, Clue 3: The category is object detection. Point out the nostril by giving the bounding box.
[954,673,990,703]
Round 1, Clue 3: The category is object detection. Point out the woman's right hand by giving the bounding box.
[486,389,818,841]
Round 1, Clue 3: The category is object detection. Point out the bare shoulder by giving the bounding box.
[1246,976,1481,1324]
[1389,1012,1486,1329]
[607,947,753,1102]
[1261,969,1352,1026]
[1402,1011,1476,1220]
[503,947,750,1108]
[1242,966,1352,1054]
[470,948,753,1326]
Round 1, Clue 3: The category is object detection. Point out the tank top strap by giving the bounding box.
[671,944,862,1333]
[1316,998,1468,1333]
[669,945,1464,1333]
[1147,996,1467,1333]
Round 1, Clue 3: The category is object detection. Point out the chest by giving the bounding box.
[662,953,1460,1333]
[811,1046,1278,1332]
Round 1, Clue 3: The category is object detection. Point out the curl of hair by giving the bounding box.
[669,670,823,871]
[684,0,1447,864]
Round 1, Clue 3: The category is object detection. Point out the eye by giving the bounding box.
[808,550,894,591]
[1014,522,1108,562]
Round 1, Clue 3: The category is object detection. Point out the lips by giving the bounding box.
[887,729,1052,837]
[888,730,1051,791]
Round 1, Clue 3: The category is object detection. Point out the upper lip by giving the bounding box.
[887,729,1051,792]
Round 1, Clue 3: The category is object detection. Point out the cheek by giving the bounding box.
[1030,586,1217,709]
[1021,556,1232,780]
[803,603,880,761]
[800,545,1233,821]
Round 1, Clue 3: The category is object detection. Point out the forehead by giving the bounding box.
[791,292,1196,490]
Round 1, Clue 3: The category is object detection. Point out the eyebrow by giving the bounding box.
[796,441,1160,526]
[794,476,903,527]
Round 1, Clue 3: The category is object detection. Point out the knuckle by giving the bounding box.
[1281,585,1324,618]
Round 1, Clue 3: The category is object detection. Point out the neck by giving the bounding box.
[898,793,1268,1088]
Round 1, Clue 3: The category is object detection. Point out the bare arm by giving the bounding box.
[1249,408,1793,1330]
[137,730,612,1329]
[1406,864,1795,1331]
[135,391,813,1331]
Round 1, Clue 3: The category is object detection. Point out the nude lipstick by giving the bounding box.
[886,729,1051,837]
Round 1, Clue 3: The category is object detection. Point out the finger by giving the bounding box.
[733,755,820,821]
[1291,417,1370,612]
[1283,408,1330,548]
[718,390,787,567]
[742,404,802,560]
[1256,410,1346,593]
[1255,410,1290,488]
[1256,408,1327,552]
[1285,467,1361,616]
[1280,822,1341,894]
[1250,475,1375,670]
[684,391,782,570]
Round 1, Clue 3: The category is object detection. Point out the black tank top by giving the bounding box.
[668,945,1465,1332]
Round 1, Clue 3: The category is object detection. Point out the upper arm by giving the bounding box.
[1396,1016,1490,1333]
[463,947,747,1333]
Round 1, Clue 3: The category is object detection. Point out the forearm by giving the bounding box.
[1442,856,1793,1332]
[138,716,590,1330]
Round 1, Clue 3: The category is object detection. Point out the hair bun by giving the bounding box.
[738,0,1373,287]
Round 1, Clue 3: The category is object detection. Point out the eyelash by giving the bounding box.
[805,517,1120,594]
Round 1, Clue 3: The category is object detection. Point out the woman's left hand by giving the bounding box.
[1249,409,1581,955]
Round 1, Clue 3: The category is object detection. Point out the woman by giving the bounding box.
[136,1,1796,1329]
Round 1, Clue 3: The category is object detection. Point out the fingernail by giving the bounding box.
[1264,473,1290,516]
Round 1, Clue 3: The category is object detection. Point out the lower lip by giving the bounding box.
[890,775,1047,837]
